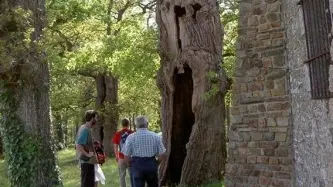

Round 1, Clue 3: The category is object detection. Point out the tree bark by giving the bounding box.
[92,74,119,156]
[0,1,62,186]
[103,75,119,156]
[156,0,228,185]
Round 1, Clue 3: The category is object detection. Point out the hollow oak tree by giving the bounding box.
[156,0,228,185]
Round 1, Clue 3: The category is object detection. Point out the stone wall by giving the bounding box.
[225,0,293,186]
[286,0,333,186]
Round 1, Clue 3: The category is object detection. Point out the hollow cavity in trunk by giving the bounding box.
[169,66,195,184]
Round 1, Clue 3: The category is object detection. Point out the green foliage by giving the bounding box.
[45,0,161,135]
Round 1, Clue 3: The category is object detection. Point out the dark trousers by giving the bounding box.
[130,157,158,187]
[81,163,95,187]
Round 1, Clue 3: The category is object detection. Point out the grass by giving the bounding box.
[0,149,129,187]
[0,149,224,187]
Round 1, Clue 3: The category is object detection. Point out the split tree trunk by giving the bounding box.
[0,1,62,186]
[93,74,119,156]
[156,0,228,185]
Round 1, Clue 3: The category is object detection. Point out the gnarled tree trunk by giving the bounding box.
[0,1,62,186]
[156,0,228,185]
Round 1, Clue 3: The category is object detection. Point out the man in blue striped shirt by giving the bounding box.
[121,116,166,187]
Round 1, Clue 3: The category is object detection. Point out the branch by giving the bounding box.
[113,1,134,36]
[139,0,156,14]
[77,69,97,78]
[222,52,235,58]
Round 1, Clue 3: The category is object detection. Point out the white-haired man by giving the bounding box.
[121,116,166,187]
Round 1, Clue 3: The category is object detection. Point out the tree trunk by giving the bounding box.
[156,0,228,186]
[93,75,106,141]
[103,75,119,156]
[92,74,119,156]
[0,1,62,186]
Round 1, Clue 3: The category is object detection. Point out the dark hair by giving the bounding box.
[121,119,130,127]
[85,110,97,122]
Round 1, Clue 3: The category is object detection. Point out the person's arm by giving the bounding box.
[121,137,132,166]
[156,137,166,163]
[112,132,120,161]
[113,144,119,160]
[76,144,94,157]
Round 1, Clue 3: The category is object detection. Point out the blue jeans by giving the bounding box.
[130,157,158,187]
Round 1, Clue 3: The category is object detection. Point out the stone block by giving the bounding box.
[248,82,263,92]
[258,104,266,112]
[269,127,288,132]
[263,58,273,68]
[248,104,258,113]
[268,1,280,12]
[248,142,258,148]
[257,156,269,164]
[275,172,291,179]
[263,132,275,141]
[279,157,292,165]
[275,148,288,157]
[231,115,243,124]
[238,148,250,155]
[273,55,286,67]
[267,118,277,126]
[240,132,251,142]
[271,32,284,38]
[271,88,286,96]
[266,69,285,80]
[247,155,257,164]
[261,148,275,156]
[250,132,263,141]
[250,170,260,177]
[258,141,278,148]
[266,102,282,111]
[258,23,271,32]
[271,21,281,28]
[275,132,287,141]
[235,155,247,163]
[231,107,240,115]
[260,15,267,24]
[264,80,274,89]
[266,12,280,22]
[249,148,261,155]
[253,4,267,15]
[229,130,243,141]
[259,177,272,185]
[272,38,285,47]
[269,157,279,165]
[261,171,273,178]
[276,117,289,126]
[257,33,270,40]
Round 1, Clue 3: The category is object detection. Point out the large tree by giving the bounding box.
[156,0,229,185]
[0,0,62,186]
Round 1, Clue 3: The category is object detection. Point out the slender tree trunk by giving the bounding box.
[0,1,62,186]
[93,75,106,141]
[103,75,119,156]
[156,0,228,186]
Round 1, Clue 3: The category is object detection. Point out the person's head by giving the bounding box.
[121,118,130,128]
[85,110,98,127]
[135,116,148,129]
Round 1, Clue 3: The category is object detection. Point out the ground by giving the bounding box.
[0,149,224,187]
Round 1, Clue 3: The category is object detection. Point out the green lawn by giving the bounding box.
[0,150,224,187]
[0,149,128,187]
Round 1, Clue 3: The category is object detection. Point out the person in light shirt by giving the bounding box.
[121,116,166,187]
